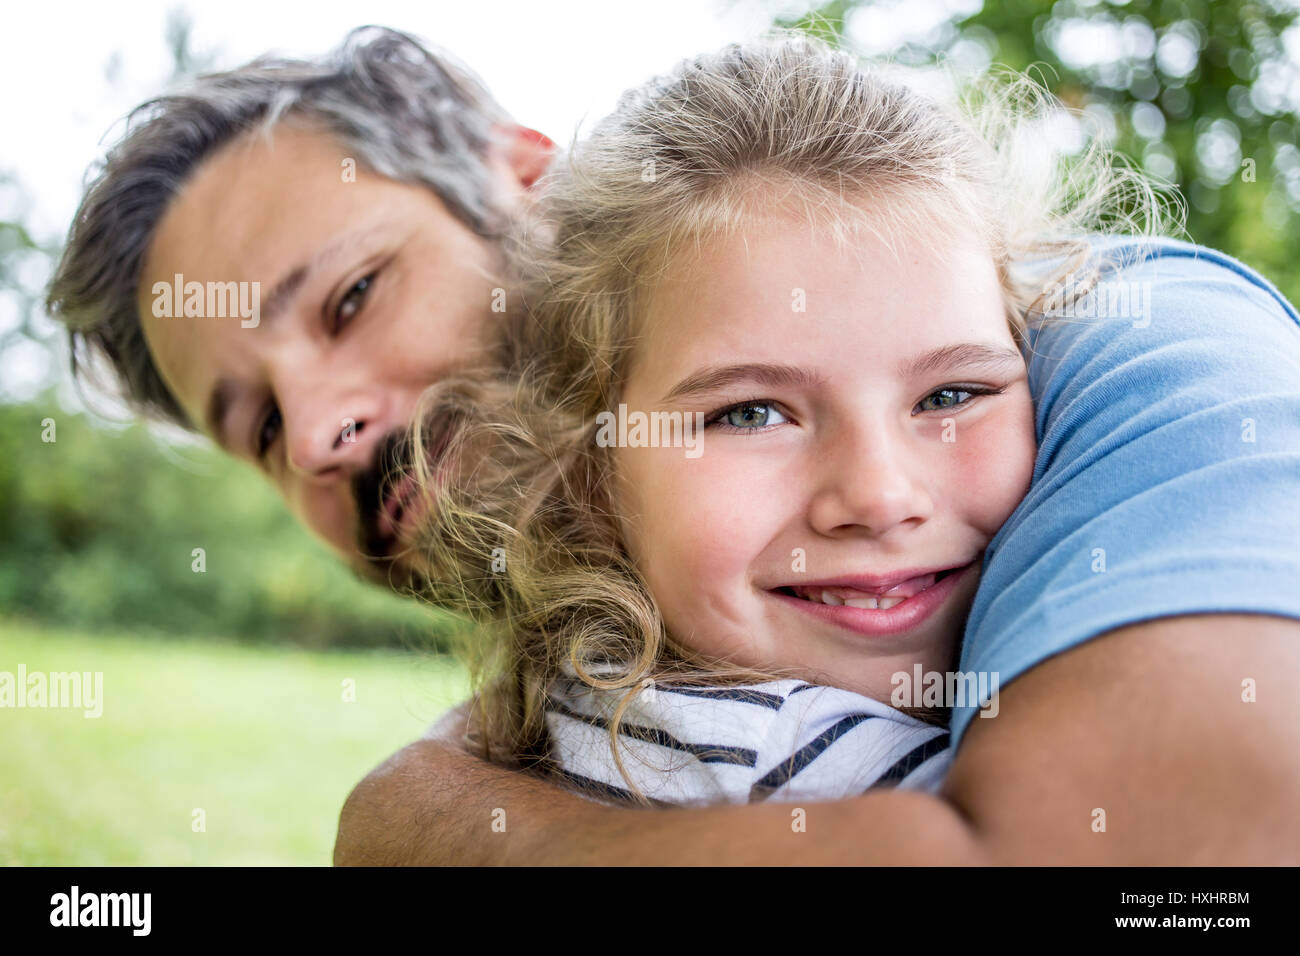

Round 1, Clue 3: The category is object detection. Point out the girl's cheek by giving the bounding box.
[618,446,771,622]
[946,401,1037,534]
[655,451,765,566]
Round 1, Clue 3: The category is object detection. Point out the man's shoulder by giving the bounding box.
[1093,234,1291,298]
[1040,235,1299,344]
[1021,235,1300,442]
[956,236,1300,751]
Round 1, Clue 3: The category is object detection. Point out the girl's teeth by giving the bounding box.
[803,591,909,610]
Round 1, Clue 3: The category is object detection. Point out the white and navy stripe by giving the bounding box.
[544,675,952,807]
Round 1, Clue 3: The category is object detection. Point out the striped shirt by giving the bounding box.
[544,674,952,807]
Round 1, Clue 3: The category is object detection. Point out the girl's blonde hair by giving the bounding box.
[405,34,1181,790]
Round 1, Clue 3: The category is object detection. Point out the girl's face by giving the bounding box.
[610,208,1037,702]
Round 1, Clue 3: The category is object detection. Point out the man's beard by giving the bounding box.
[350,411,461,592]
[352,427,421,591]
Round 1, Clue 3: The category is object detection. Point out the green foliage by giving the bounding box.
[775,0,858,44]
[775,0,1300,305]
[0,399,453,649]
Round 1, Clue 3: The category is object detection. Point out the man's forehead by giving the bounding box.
[143,126,362,282]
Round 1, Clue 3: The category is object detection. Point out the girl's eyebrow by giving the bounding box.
[901,343,1025,379]
[660,363,826,403]
[659,343,1024,405]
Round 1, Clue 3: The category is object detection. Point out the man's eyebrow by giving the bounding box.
[661,363,827,403]
[899,343,1025,379]
[261,265,309,325]
[205,377,240,451]
[261,225,387,325]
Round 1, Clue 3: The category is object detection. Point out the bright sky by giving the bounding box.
[4,0,1298,241]
[0,0,807,238]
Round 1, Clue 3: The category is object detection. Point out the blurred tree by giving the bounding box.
[163,5,220,81]
[0,400,450,650]
[0,174,61,404]
[0,6,218,403]
[770,0,1300,302]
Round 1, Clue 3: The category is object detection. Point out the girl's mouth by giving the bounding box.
[773,566,962,610]
[768,562,975,638]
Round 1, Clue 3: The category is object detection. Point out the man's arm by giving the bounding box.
[335,613,1300,865]
[333,724,981,866]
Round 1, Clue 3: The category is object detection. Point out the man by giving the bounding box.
[48,26,553,590]
[47,27,1300,865]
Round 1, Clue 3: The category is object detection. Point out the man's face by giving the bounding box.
[139,121,546,586]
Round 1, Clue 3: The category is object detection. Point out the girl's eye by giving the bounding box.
[916,388,974,413]
[708,401,789,431]
[255,404,282,460]
[915,385,1003,416]
[333,273,375,331]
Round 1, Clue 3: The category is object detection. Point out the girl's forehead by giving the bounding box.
[643,211,998,319]
[624,225,1011,398]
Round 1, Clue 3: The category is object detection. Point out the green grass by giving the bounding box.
[0,618,469,865]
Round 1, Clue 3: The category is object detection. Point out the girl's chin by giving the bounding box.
[667,622,959,696]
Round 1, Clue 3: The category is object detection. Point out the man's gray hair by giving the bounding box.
[45,25,512,428]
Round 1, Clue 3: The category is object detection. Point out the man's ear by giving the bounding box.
[490,123,556,191]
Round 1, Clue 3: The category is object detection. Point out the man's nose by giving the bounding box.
[282,391,391,480]
[805,421,935,538]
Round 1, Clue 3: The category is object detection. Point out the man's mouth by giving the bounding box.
[355,416,460,567]
[377,471,421,544]
[379,430,457,545]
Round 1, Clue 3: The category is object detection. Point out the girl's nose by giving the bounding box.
[805,426,935,539]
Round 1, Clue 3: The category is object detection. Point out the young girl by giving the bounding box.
[402,36,1173,807]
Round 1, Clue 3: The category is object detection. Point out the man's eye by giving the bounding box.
[707,401,789,431]
[255,405,282,459]
[333,273,375,331]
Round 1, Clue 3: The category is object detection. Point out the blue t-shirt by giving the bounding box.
[953,236,1300,749]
